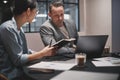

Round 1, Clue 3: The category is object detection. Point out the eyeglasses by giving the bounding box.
[36,9,39,15]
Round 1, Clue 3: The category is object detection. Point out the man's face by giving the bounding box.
[49,6,64,27]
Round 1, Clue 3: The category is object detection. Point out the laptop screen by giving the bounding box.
[76,35,108,58]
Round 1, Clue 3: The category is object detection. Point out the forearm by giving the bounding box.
[28,51,45,61]
[28,46,55,61]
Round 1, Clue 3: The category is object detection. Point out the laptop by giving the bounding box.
[76,35,108,58]
[50,70,119,80]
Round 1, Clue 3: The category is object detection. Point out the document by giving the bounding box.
[92,57,120,67]
[92,61,120,67]
[28,61,76,70]
[52,38,75,48]
[93,57,119,61]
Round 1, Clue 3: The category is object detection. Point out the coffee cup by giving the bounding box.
[75,53,86,67]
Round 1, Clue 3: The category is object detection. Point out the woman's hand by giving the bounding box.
[28,46,58,61]
[41,46,57,57]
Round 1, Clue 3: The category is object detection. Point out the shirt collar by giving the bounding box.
[12,17,21,33]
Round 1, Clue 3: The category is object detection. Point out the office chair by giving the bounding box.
[0,74,8,80]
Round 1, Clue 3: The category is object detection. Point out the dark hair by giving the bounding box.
[1,7,13,24]
[13,0,37,16]
[49,0,64,13]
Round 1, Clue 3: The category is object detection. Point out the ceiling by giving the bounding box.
[0,0,13,7]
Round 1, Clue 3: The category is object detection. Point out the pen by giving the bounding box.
[49,39,52,47]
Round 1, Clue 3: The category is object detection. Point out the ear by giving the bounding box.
[25,8,31,22]
[48,12,51,17]
[26,8,31,17]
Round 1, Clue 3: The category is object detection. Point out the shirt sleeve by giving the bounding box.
[40,26,75,55]
[0,25,29,66]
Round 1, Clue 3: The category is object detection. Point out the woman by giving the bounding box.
[0,0,56,80]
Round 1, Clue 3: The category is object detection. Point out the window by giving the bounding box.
[22,0,79,32]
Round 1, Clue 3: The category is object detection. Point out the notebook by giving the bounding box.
[50,70,119,80]
[76,35,108,58]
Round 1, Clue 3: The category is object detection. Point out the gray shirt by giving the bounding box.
[0,18,30,80]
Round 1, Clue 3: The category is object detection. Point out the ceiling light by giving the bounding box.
[3,0,8,4]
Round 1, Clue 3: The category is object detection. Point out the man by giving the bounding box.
[40,0,78,56]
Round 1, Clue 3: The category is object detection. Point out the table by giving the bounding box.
[24,56,120,80]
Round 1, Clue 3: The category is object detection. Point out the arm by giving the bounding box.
[28,46,55,61]
[0,26,28,66]
[40,25,76,55]
[0,25,56,67]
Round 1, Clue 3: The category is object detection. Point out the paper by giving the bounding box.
[92,61,120,67]
[93,57,119,61]
[92,57,120,67]
[28,61,76,70]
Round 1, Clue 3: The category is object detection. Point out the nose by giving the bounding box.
[58,16,62,20]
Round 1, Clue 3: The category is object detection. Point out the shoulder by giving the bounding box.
[64,19,75,25]
[0,20,14,29]
[0,20,14,33]
[40,19,54,29]
[41,20,51,27]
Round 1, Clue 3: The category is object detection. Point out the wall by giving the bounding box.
[79,0,112,50]
[25,33,45,51]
